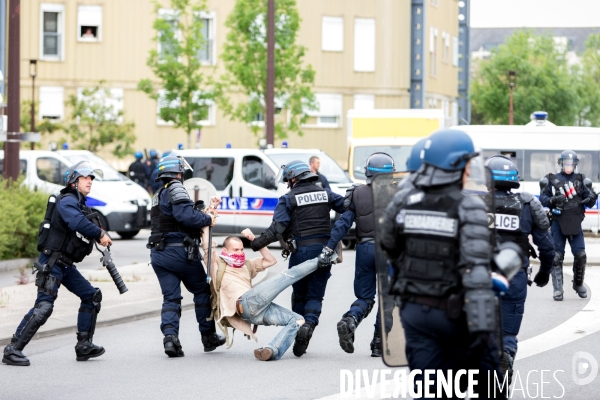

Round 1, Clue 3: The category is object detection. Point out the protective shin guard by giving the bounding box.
[551,253,564,301]
[164,335,184,357]
[573,251,588,298]
[75,331,105,361]
[15,301,54,350]
[337,315,358,354]
[293,321,315,357]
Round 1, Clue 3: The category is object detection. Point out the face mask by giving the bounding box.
[219,249,246,268]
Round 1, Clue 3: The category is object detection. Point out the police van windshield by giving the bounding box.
[353,145,412,180]
[266,152,352,184]
[61,153,127,181]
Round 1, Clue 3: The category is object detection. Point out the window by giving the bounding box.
[78,87,124,123]
[453,36,459,66]
[322,16,343,52]
[196,11,216,65]
[78,5,102,42]
[184,157,234,190]
[305,94,343,128]
[157,9,179,57]
[442,32,450,63]
[0,159,27,176]
[353,145,412,178]
[157,90,215,126]
[524,150,597,181]
[39,87,64,120]
[40,3,64,60]
[242,156,277,189]
[429,27,438,76]
[430,0,439,6]
[36,157,69,185]
[354,18,375,72]
[353,94,375,111]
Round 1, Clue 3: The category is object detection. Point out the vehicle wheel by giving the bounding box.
[342,239,356,250]
[117,230,140,240]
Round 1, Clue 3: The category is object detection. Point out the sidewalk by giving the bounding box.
[0,258,270,346]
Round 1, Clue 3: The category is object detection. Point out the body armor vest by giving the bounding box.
[42,189,95,264]
[288,183,331,238]
[395,188,463,298]
[548,172,585,236]
[353,184,374,239]
[150,187,200,239]
[494,192,529,255]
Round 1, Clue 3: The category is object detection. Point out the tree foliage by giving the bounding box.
[470,31,579,126]
[138,0,211,147]
[63,82,136,158]
[573,33,600,126]
[20,100,63,136]
[214,0,317,139]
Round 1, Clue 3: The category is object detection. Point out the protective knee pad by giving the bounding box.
[553,252,564,267]
[15,301,54,350]
[92,288,102,313]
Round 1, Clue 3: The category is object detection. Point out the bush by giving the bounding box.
[0,179,48,260]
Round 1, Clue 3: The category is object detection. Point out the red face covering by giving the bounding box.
[219,249,246,268]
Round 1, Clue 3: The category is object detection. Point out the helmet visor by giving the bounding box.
[179,156,193,173]
[463,154,488,191]
[562,159,575,173]
[275,165,286,184]
[74,161,104,181]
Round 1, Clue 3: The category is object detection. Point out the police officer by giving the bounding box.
[486,155,555,383]
[379,129,499,395]
[148,155,225,357]
[539,150,597,300]
[250,160,345,357]
[129,151,148,188]
[323,153,395,357]
[146,149,161,193]
[2,162,113,366]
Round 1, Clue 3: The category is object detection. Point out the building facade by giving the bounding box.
[18,0,460,168]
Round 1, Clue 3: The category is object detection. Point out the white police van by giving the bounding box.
[455,112,600,233]
[176,147,354,239]
[0,150,151,239]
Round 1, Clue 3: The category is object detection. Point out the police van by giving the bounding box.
[0,150,151,239]
[455,112,600,233]
[176,147,354,239]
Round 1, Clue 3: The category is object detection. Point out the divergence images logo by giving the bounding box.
[572,351,598,386]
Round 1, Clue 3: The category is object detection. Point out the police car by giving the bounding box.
[455,111,600,234]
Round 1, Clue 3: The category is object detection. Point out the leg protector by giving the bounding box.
[370,330,382,358]
[550,252,564,301]
[348,299,375,325]
[75,331,105,361]
[499,350,515,387]
[164,335,184,358]
[14,301,54,351]
[573,250,588,298]
[337,316,358,354]
[87,289,102,340]
[293,321,315,357]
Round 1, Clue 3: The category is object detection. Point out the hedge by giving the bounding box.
[0,179,48,260]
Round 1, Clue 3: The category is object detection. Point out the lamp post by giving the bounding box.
[29,59,37,149]
[508,70,516,125]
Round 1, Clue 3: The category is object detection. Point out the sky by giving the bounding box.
[470,0,600,28]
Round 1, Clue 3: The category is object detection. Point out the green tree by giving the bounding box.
[470,30,578,126]
[63,82,136,158]
[20,100,63,135]
[138,0,211,148]
[214,0,317,139]
[573,33,600,126]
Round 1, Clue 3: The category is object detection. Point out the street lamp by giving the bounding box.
[508,70,517,125]
[29,59,37,149]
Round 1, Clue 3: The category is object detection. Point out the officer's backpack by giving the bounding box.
[37,194,59,253]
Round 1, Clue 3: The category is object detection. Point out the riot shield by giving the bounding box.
[372,171,408,367]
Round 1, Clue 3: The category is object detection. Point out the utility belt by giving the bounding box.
[406,293,464,320]
[147,234,202,261]
[296,237,328,247]
[357,237,375,244]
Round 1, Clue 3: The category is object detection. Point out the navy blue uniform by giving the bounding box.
[317,172,330,190]
[150,187,215,336]
[15,195,102,336]
[272,186,344,326]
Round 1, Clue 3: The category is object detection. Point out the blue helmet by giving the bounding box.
[485,155,520,190]
[134,151,143,160]
[155,156,193,182]
[149,149,159,159]
[281,160,318,183]
[405,138,428,172]
[422,129,478,171]
[64,161,103,186]
[365,152,395,178]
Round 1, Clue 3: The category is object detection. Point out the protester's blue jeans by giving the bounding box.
[239,258,318,360]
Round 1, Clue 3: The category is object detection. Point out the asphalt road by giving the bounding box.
[1,234,600,399]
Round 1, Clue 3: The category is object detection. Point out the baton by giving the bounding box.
[206,225,213,284]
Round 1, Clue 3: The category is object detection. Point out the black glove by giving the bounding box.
[317,247,336,268]
[587,192,598,204]
[533,270,550,287]
[551,195,566,206]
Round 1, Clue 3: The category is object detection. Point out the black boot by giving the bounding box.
[573,251,588,299]
[370,331,383,357]
[201,332,225,352]
[337,316,357,354]
[293,321,315,357]
[163,335,184,357]
[2,335,30,366]
[75,332,105,361]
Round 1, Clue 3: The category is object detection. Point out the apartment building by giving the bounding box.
[18,0,460,167]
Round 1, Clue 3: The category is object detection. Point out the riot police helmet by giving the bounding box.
[64,161,104,186]
[558,150,578,174]
[405,138,428,172]
[134,151,143,160]
[364,152,395,184]
[155,155,193,182]
[485,154,520,190]
[149,149,159,159]
[281,160,318,184]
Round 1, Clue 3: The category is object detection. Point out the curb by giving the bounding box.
[0,258,35,273]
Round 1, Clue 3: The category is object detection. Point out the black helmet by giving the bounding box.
[63,161,103,186]
[558,150,578,174]
[364,152,395,178]
[155,155,193,182]
[485,155,520,190]
[281,160,318,183]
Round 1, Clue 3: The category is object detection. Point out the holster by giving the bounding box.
[445,292,464,320]
[183,236,201,261]
[33,261,57,297]
[147,233,165,250]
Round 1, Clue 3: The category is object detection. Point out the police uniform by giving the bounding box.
[539,150,596,300]
[250,160,345,357]
[3,163,106,366]
[129,152,148,188]
[148,156,224,357]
